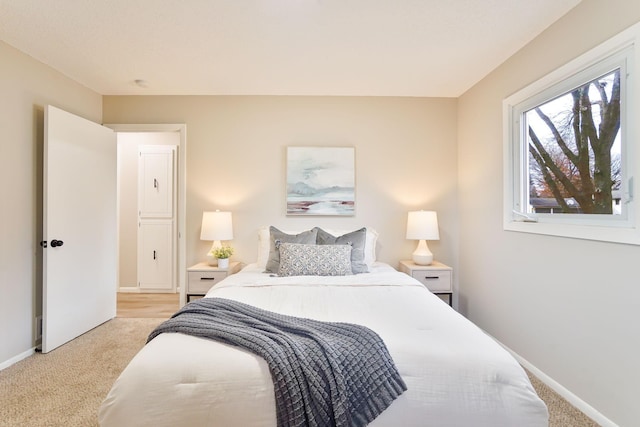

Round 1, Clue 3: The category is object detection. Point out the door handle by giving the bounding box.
[51,239,64,248]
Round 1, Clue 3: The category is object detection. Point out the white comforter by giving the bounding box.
[99,263,548,427]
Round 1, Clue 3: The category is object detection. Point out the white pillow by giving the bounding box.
[256,226,378,268]
[256,227,271,268]
[365,228,378,266]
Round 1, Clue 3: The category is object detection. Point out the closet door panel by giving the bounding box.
[138,219,174,290]
[138,148,174,218]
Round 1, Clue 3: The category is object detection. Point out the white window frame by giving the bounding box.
[503,22,640,245]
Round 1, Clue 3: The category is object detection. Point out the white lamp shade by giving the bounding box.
[406,211,439,240]
[200,211,233,241]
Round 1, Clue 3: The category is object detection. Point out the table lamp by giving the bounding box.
[406,210,439,265]
[200,210,233,265]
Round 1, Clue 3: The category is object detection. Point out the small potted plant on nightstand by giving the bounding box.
[211,245,234,269]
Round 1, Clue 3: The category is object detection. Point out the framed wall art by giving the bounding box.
[286,146,355,216]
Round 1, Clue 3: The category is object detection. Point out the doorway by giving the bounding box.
[107,124,187,306]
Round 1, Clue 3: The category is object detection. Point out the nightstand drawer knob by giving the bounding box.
[200,277,216,281]
[424,276,439,280]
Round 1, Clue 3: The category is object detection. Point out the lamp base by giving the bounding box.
[412,240,434,265]
[206,240,222,266]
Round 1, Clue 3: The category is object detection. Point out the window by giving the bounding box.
[527,68,622,216]
[503,23,640,245]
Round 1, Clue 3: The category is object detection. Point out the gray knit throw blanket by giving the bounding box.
[147,298,407,427]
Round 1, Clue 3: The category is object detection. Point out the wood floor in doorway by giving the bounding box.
[117,293,180,318]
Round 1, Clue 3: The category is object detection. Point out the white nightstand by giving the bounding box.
[186,261,241,302]
[399,260,453,306]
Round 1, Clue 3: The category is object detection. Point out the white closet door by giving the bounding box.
[43,105,116,353]
[137,145,176,291]
[138,147,175,218]
[138,219,173,290]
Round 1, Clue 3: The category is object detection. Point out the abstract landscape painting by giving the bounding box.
[286,147,355,216]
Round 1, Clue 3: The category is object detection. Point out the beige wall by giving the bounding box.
[0,41,102,365]
[103,96,459,277]
[457,1,640,425]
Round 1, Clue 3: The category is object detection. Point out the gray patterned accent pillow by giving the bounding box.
[314,227,369,274]
[264,227,318,273]
[277,243,353,276]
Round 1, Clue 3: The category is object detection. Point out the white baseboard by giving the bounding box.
[0,347,36,371]
[494,338,618,427]
[118,286,178,294]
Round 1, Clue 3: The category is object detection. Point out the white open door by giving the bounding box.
[42,105,117,353]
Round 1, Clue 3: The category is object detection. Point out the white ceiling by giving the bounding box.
[0,0,581,97]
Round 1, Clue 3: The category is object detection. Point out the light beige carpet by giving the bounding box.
[526,371,600,427]
[0,318,600,427]
[0,318,163,427]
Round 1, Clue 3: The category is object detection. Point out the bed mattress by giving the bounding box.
[99,263,548,426]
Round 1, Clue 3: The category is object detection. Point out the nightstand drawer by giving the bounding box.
[410,270,452,292]
[187,271,226,294]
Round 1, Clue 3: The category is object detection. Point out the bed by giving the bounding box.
[99,227,548,427]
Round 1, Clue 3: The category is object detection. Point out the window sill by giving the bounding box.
[504,220,640,246]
